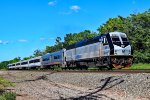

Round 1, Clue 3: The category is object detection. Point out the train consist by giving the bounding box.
[8,32,133,70]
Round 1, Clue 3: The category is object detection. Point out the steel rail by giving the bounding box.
[8,69,150,73]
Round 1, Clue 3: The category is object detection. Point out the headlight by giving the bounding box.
[129,50,131,55]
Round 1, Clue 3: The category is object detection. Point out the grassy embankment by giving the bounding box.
[0,76,16,100]
[130,63,150,69]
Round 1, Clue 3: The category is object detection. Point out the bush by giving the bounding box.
[0,77,16,100]
[131,63,150,69]
[0,92,16,100]
[0,77,14,88]
[0,96,6,100]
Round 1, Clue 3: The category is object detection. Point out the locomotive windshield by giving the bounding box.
[111,36,121,46]
[121,37,129,46]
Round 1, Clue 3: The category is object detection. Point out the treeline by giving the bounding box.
[98,9,150,63]
[0,9,150,69]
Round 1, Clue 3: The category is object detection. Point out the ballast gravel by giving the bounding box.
[48,73,150,99]
[0,71,149,100]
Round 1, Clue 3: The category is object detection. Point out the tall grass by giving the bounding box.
[131,63,150,69]
[0,76,16,100]
[0,92,16,100]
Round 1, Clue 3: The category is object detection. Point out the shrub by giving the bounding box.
[0,77,16,100]
[0,92,16,100]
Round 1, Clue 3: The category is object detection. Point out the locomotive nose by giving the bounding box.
[114,49,125,55]
[114,49,131,55]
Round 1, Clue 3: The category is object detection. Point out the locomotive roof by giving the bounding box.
[66,33,107,50]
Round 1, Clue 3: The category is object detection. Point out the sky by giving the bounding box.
[0,0,150,61]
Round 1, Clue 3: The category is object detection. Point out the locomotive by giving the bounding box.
[8,32,133,70]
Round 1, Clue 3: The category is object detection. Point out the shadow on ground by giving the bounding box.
[9,72,124,100]
[11,71,57,83]
[59,76,124,100]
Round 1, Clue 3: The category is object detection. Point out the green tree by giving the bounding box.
[97,10,150,63]
[63,30,98,48]
[33,50,44,57]
[0,57,21,69]
[23,56,34,60]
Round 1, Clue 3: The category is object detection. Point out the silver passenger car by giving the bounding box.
[28,56,42,68]
[42,49,66,68]
[20,60,28,68]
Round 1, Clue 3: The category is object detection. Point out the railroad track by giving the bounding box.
[8,69,150,73]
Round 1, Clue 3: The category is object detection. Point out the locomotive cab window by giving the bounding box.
[121,36,129,46]
[103,37,108,45]
[111,36,121,46]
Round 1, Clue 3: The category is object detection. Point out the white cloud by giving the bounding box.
[18,39,28,42]
[60,5,81,15]
[48,1,56,6]
[0,40,9,44]
[70,5,80,12]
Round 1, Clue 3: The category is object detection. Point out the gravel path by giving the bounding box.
[0,71,149,100]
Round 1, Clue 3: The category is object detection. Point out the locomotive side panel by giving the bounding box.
[75,42,101,60]
[66,49,76,62]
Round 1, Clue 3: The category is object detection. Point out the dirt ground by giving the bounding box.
[0,71,149,100]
